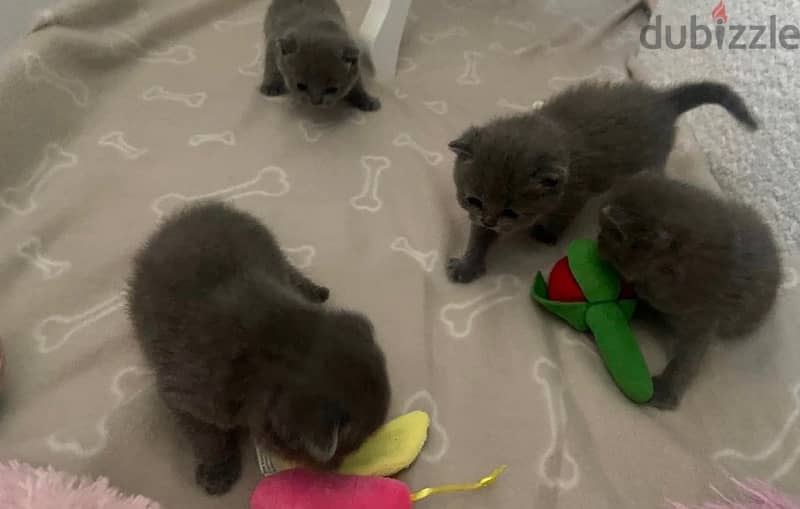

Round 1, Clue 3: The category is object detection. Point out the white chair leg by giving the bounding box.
[358,0,412,83]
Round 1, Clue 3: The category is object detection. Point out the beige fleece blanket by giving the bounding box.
[0,0,798,507]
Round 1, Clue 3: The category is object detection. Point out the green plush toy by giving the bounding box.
[531,239,653,403]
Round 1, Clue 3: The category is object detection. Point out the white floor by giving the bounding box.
[0,0,52,53]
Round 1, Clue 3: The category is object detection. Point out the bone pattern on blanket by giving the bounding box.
[1,0,798,507]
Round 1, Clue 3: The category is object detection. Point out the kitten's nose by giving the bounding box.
[310,95,323,105]
[482,216,498,228]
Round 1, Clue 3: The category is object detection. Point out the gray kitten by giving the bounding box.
[261,0,380,111]
[597,174,781,410]
[446,80,757,283]
[127,202,390,495]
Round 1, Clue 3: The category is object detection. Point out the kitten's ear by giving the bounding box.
[277,34,298,55]
[341,45,360,65]
[448,128,478,158]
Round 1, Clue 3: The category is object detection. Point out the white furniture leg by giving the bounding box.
[358,0,412,82]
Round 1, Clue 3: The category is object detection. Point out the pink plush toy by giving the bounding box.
[250,466,506,509]
[668,480,799,509]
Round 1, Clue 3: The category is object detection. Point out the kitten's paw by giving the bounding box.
[648,376,680,410]
[196,453,241,495]
[351,94,381,112]
[446,257,486,284]
[260,80,287,97]
[529,224,559,245]
[310,285,330,303]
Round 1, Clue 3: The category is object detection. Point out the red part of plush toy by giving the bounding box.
[547,256,634,302]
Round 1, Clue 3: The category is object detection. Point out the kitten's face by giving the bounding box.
[256,312,390,468]
[448,119,570,233]
[597,203,677,282]
[276,35,360,107]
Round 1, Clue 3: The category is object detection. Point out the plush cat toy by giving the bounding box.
[251,411,506,509]
[531,239,653,403]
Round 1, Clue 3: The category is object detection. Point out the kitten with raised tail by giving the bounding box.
[127,202,390,495]
[261,0,381,112]
[597,174,781,410]
[446,80,758,283]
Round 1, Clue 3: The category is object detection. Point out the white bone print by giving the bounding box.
[548,66,627,91]
[141,86,207,108]
[106,30,196,64]
[239,42,264,77]
[188,131,236,147]
[17,237,72,280]
[533,358,580,490]
[422,100,448,115]
[439,274,522,339]
[392,133,444,166]
[34,293,125,354]
[713,383,800,482]
[213,15,261,32]
[487,41,526,55]
[98,131,148,160]
[23,51,89,107]
[782,267,798,290]
[492,15,537,33]
[402,390,450,463]
[456,51,483,86]
[151,167,290,218]
[394,89,409,100]
[350,156,391,213]
[48,366,152,457]
[299,114,366,143]
[397,57,417,73]
[283,245,316,269]
[390,237,438,272]
[419,26,467,45]
[0,143,78,215]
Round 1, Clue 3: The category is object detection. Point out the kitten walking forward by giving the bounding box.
[261,0,381,111]
[597,174,780,409]
[446,80,757,283]
[127,202,390,495]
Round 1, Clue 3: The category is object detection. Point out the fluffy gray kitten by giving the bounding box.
[127,202,390,495]
[446,80,757,284]
[261,0,380,111]
[598,174,781,410]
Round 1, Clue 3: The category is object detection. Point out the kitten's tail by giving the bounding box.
[664,82,759,130]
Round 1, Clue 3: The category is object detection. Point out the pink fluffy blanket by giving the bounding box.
[0,461,160,509]
[669,481,799,509]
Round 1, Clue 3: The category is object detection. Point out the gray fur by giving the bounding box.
[127,202,390,495]
[446,80,756,283]
[598,174,781,409]
[261,0,380,111]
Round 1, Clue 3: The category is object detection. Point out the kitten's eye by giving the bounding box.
[325,86,339,95]
[296,83,308,91]
[466,196,483,209]
[501,209,519,219]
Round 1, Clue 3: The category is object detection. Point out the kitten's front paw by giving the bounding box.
[310,285,330,303]
[446,257,486,284]
[196,453,241,495]
[648,376,679,410]
[350,94,381,112]
[260,80,287,97]
[529,224,559,246]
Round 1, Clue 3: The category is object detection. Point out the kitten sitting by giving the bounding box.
[446,80,757,283]
[261,0,381,112]
[127,202,390,495]
[597,174,781,410]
